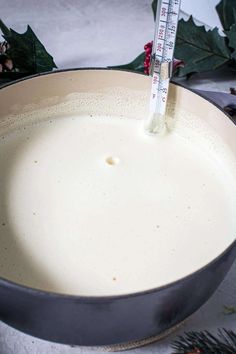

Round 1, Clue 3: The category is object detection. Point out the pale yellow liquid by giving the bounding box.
[0,89,235,296]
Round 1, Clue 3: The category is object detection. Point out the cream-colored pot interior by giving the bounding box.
[0,70,236,296]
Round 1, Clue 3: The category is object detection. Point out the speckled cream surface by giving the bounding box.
[0,87,235,296]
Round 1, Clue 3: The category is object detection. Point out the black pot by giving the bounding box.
[0,69,235,347]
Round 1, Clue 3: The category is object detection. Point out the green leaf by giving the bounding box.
[0,20,57,73]
[175,16,231,77]
[108,52,145,73]
[224,305,236,315]
[216,0,236,31]
[152,0,158,21]
[226,24,236,59]
[0,19,10,36]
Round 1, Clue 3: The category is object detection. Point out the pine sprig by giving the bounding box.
[224,306,236,315]
[172,329,236,354]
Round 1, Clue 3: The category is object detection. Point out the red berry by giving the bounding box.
[143,41,154,75]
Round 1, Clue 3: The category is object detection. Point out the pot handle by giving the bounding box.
[191,89,236,124]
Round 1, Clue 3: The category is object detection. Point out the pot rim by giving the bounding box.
[0,67,235,301]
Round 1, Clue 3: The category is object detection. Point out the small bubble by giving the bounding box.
[33,212,36,216]
[112,277,117,281]
[34,160,38,164]
[90,114,93,117]
[156,225,160,228]
[187,206,191,210]
[106,156,120,166]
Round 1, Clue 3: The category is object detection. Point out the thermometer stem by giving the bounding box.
[145,0,181,134]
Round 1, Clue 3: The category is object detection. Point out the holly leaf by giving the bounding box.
[108,52,145,73]
[216,0,236,32]
[226,24,236,59]
[175,16,231,77]
[152,0,158,20]
[0,19,10,37]
[0,19,57,73]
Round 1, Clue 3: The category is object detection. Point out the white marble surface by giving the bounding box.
[0,1,236,353]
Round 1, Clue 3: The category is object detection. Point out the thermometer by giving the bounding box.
[145,0,181,134]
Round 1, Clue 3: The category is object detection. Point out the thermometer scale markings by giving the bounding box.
[148,0,181,133]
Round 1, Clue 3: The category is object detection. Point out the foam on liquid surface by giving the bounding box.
[0,88,236,296]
